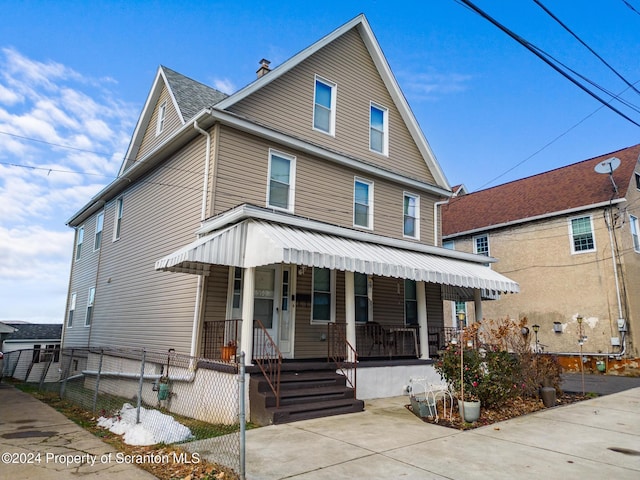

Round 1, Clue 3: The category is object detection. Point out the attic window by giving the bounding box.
[313,76,336,135]
[155,101,167,136]
[635,172,640,190]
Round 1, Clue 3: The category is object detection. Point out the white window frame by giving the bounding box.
[75,226,84,261]
[67,292,76,328]
[353,177,374,230]
[569,215,596,254]
[631,215,640,253]
[113,197,123,241]
[313,75,336,136]
[85,287,95,327]
[404,279,418,326]
[403,192,420,239]
[369,102,388,155]
[311,267,336,324]
[354,273,373,324]
[473,234,489,256]
[266,149,296,212]
[94,211,104,251]
[155,101,167,136]
[454,301,468,329]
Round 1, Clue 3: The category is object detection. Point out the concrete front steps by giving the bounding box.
[249,361,364,425]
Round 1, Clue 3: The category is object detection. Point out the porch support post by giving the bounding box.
[417,280,429,359]
[344,270,356,363]
[241,267,255,366]
[473,289,483,323]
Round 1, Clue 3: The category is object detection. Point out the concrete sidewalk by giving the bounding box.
[0,383,156,479]
[244,387,640,480]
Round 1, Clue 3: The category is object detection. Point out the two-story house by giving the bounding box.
[62,15,518,423]
[441,144,640,372]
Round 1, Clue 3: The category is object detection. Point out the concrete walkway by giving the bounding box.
[244,386,640,480]
[0,383,156,479]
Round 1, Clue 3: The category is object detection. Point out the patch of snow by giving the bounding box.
[97,403,193,446]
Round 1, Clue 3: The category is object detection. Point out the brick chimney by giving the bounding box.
[256,58,271,78]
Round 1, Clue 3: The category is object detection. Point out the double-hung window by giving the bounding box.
[631,215,640,252]
[267,150,295,212]
[313,76,336,135]
[113,197,123,240]
[94,212,104,250]
[370,103,388,155]
[403,193,419,239]
[404,279,418,326]
[570,216,595,253]
[312,267,334,322]
[75,226,84,261]
[156,101,167,136]
[67,292,76,327]
[354,178,373,229]
[85,287,95,327]
[354,273,371,323]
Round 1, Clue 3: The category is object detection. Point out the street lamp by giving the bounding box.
[577,315,585,395]
[532,324,540,354]
[457,312,466,423]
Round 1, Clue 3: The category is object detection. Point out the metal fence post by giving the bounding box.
[136,350,146,424]
[93,349,104,413]
[239,351,246,480]
[60,349,74,398]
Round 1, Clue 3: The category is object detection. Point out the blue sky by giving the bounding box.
[1,0,639,323]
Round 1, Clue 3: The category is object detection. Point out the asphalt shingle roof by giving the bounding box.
[4,323,62,341]
[442,144,640,237]
[161,66,229,121]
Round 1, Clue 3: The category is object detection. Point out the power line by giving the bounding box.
[622,0,640,16]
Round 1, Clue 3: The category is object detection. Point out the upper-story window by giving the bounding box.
[635,172,640,190]
[312,267,335,323]
[570,216,595,253]
[354,178,373,229]
[155,101,167,136]
[630,215,640,252]
[313,76,336,135]
[94,212,104,251]
[403,193,419,239]
[75,226,84,261]
[370,103,388,155]
[267,150,296,212]
[113,197,123,241]
[442,240,455,250]
[67,292,76,328]
[474,234,489,256]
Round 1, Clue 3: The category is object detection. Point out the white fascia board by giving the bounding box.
[443,199,626,239]
[198,204,495,265]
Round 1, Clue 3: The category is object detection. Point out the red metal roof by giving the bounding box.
[442,144,640,237]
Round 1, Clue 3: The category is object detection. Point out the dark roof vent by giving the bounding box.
[256,58,271,78]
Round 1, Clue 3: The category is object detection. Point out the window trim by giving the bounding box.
[310,267,336,324]
[402,192,420,240]
[630,215,640,253]
[313,75,336,136]
[369,102,389,156]
[353,177,374,230]
[85,286,95,327]
[75,226,84,261]
[354,273,373,324]
[67,292,76,328]
[155,101,167,136]
[94,211,104,251]
[473,234,489,256]
[113,197,123,241]
[266,149,296,213]
[569,215,596,254]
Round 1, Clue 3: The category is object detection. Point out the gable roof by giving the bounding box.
[442,144,640,237]
[119,66,227,174]
[3,323,62,342]
[214,14,450,190]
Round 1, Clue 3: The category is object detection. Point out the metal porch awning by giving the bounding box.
[155,219,519,294]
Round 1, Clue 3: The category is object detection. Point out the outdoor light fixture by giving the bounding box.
[532,324,540,353]
[576,315,585,394]
[521,326,530,336]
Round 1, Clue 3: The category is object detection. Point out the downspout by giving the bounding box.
[433,199,450,247]
[606,207,626,357]
[190,121,212,357]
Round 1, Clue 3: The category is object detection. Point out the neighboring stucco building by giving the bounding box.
[441,144,640,361]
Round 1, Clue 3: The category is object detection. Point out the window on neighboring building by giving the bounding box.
[370,103,388,155]
[94,211,104,251]
[442,240,455,250]
[85,287,95,327]
[631,215,640,252]
[267,150,295,212]
[403,193,419,239]
[113,197,123,240]
[75,226,84,261]
[635,172,640,190]
[32,345,41,364]
[313,76,336,135]
[404,279,418,326]
[354,178,373,229]
[156,101,167,136]
[570,216,595,253]
[454,301,467,328]
[312,267,334,322]
[474,234,489,256]
[67,292,76,327]
[354,273,370,323]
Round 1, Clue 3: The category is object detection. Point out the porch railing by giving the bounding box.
[201,319,241,361]
[427,326,458,357]
[253,319,283,408]
[327,323,357,397]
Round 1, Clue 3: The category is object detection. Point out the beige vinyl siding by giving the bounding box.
[85,138,206,353]
[213,126,438,244]
[136,85,183,161]
[227,28,435,184]
[202,266,231,323]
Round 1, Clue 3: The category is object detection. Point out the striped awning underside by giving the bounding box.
[155,219,519,294]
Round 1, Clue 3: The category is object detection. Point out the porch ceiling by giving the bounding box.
[155,219,519,294]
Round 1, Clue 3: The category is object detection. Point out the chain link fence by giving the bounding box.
[1,346,246,477]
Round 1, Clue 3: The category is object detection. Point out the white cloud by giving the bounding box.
[400,71,474,101]
[212,77,236,94]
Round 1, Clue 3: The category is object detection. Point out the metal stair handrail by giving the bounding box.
[253,319,283,407]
